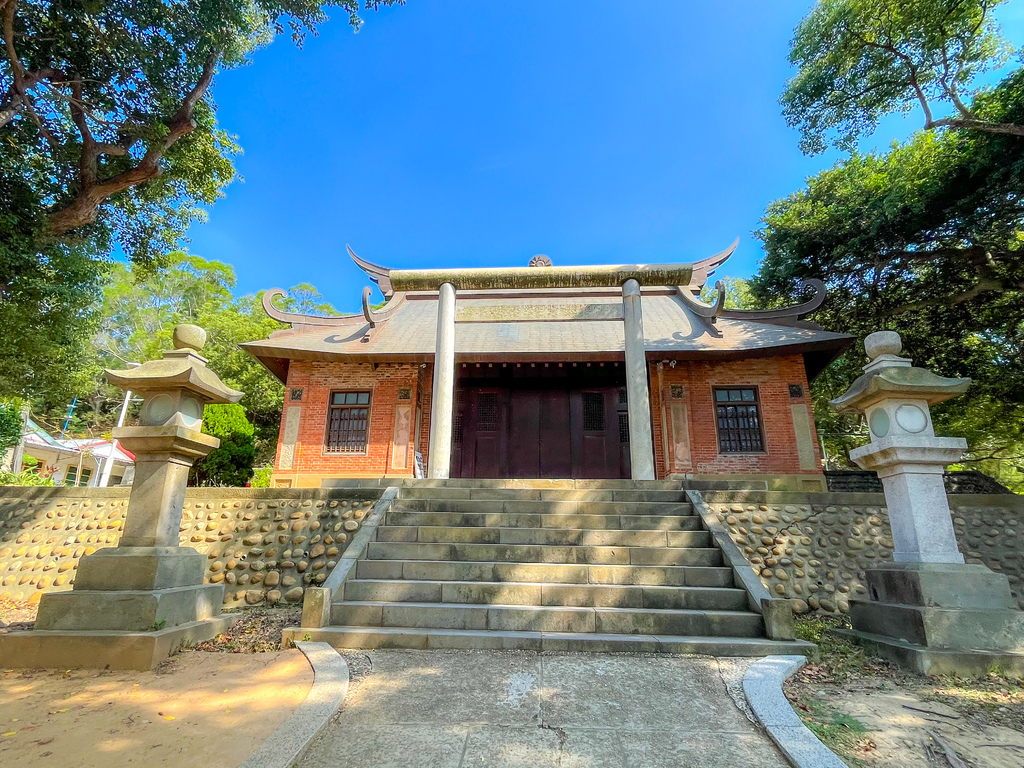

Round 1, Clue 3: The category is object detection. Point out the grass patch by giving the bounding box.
[795,698,870,767]
[793,614,895,684]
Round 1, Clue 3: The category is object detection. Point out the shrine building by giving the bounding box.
[242,244,852,490]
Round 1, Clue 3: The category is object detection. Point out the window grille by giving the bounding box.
[326,391,371,454]
[715,388,764,453]
[477,393,499,430]
[618,413,629,443]
[583,392,605,431]
[453,412,464,444]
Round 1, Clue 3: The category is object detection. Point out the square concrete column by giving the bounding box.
[622,279,656,480]
[428,281,457,479]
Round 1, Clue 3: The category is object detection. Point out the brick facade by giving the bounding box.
[273,355,823,486]
[649,355,822,479]
[273,361,421,485]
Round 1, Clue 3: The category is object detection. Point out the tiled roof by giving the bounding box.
[242,287,852,380]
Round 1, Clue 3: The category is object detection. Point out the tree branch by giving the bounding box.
[43,49,221,237]
[929,116,1024,136]
[892,277,1004,314]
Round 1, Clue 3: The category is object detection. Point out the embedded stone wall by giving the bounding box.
[702,491,1024,615]
[0,486,384,608]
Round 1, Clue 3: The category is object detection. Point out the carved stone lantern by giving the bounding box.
[831,331,1024,675]
[831,330,970,563]
[5,325,241,670]
[102,323,242,550]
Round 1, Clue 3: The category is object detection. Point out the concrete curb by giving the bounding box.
[238,641,349,768]
[743,655,849,768]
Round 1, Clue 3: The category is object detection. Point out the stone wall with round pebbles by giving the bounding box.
[700,490,1024,615]
[0,486,384,607]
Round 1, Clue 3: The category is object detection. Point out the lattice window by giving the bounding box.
[619,413,629,443]
[453,412,464,444]
[618,388,628,405]
[325,391,371,454]
[477,393,499,430]
[583,392,605,431]
[715,388,764,453]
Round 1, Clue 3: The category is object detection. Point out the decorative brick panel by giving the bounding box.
[649,355,822,478]
[275,362,421,477]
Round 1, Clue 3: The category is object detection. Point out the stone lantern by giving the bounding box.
[832,331,1024,675]
[6,325,241,670]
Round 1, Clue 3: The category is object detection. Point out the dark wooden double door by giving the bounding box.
[451,371,630,479]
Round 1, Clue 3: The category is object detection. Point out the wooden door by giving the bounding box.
[451,371,629,479]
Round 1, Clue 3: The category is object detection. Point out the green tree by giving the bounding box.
[757,70,1024,489]
[65,252,343,459]
[783,0,1020,153]
[0,0,399,401]
[0,399,22,455]
[190,404,257,487]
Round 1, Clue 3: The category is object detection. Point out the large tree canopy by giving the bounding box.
[757,69,1024,489]
[0,0,398,401]
[93,252,340,437]
[783,0,1020,153]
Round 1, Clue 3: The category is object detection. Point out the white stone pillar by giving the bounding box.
[622,279,656,480]
[428,281,457,479]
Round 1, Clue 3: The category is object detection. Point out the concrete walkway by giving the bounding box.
[299,650,791,768]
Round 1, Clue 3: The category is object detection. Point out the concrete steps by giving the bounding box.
[343,579,749,610]
[293,626,809,655]
[306,482,812,655]
[375,526,710,547]
[355,559,734,586]
[365,541,722,566]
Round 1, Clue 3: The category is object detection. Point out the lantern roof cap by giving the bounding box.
[831,331,970,413]
[105,324,242,404]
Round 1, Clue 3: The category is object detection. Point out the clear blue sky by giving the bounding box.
[184,0,1024,308]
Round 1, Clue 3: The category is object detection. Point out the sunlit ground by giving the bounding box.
[0,649,311,767]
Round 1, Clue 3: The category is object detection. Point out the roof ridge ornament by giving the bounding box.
[260,288,364,328]
[718,279,827,321]
[348,244,394,297]
[347,242,750,292]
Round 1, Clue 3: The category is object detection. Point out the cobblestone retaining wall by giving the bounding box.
[701,491,1024,615]
[0,486,384,608]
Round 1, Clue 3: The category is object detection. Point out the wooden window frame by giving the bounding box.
[323,390,373,456]
[713,386,766,454]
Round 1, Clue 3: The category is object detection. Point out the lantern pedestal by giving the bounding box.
[0,325,241,670]
[841,562,1024,676]
[831,331,1024,676]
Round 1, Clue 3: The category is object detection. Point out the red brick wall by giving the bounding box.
[276,355,820,481]
[275,361,420,477]
[649,355,822,478]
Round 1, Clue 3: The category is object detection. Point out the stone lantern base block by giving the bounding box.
[862,563,1017,610]
[0,616,234,671]
[838,629,1024,677]
[34,583,225,632]
[844,563,1024,676]
[73,547,207,591]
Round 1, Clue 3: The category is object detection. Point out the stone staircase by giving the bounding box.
[295,481,813,654]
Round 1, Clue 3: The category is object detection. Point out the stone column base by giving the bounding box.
[0,616,234,671]
[845,563,1024,676]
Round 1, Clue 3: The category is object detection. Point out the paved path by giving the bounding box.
[299,650,790,768]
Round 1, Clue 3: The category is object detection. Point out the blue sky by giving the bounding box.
[185,0,1024,308]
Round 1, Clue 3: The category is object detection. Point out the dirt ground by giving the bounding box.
[1,601,314,767]
[785,617,1024,768]
[0,650,312,767]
